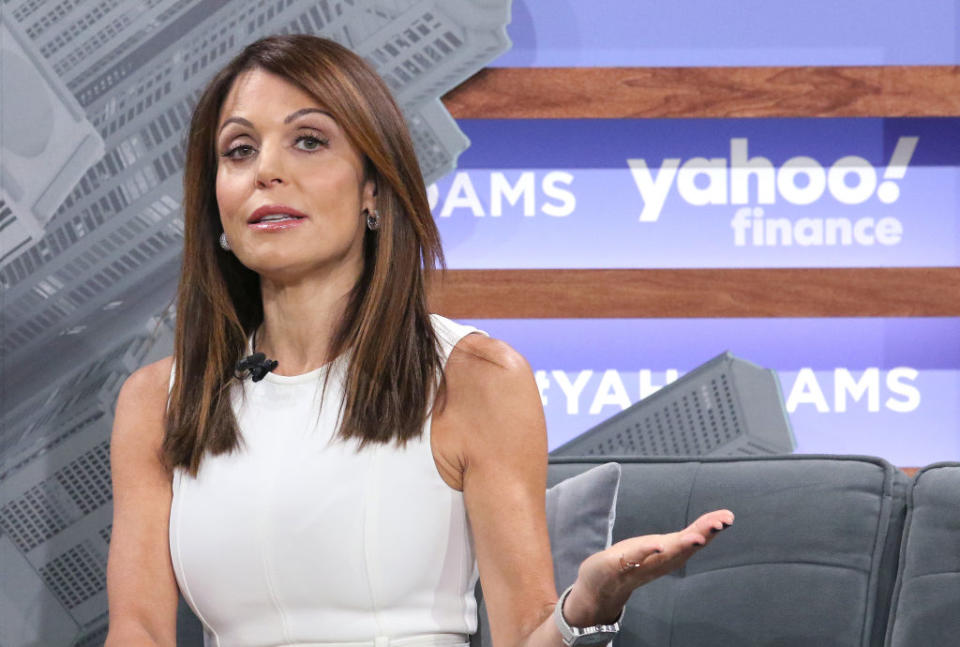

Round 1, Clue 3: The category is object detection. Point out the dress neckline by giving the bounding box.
[245,330,340,384]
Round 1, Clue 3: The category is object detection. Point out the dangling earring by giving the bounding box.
[219,232,231,251]
[365,208,380,231]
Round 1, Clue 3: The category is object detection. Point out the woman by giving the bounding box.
[105,35,733,647]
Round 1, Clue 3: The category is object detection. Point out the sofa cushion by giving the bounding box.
[885,462,960,646]
[548,455,908,647]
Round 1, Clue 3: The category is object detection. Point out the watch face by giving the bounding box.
[572,631,617,647]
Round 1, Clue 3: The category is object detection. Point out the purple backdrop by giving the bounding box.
[460,317,960,466]
[432,118,960,269]
[497,0,960,67]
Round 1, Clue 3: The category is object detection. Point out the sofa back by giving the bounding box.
[548,455,910,647]
[884,462,960,646]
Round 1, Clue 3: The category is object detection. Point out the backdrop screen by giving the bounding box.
[499,0,960,67]
[433,118,960,269]
[463,317,960,466]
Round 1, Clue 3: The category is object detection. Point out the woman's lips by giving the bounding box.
[247,204,308,231]
[247,216,305,231]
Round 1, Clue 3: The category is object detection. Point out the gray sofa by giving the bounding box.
[176,456,960,646]
[544,456,960,647]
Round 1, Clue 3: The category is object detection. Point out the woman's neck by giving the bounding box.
[256,266,359,376]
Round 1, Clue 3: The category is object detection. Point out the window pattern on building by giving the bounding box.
[0,483,73,552]
[56,440,112,514]
[38,541,107,609]
[99,523,112,544]
[25,0,98,40]
[37,1,127,59]
[12,0,52,23]
[0,199,15,236]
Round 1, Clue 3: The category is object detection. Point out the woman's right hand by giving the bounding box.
[561,509,735,627]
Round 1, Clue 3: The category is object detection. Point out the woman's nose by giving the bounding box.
[254,145,285,188]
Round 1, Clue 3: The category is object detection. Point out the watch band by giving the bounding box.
[553,584,624,646]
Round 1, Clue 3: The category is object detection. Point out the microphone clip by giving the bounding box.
[235,352,279,382]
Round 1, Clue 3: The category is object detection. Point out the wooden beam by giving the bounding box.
[443,66,960,119]
[428,267,960,319]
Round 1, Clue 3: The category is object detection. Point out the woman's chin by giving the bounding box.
[246,258,360,287]
[249,263,311,284]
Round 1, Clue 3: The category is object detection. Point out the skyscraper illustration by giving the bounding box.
[0,2,511,644]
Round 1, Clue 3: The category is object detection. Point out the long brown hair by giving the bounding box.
[163,35,446,476]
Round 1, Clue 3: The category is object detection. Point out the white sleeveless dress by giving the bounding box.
[168,314,488,647]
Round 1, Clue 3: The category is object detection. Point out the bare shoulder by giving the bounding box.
[442,333,539,424]
[120,354,173,400]
[113,355,174,451]
[440,333,545,457]
[445,333,531,386]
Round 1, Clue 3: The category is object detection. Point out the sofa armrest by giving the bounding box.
[885,462,960,646]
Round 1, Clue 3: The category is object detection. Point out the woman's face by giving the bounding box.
[215,68,375,282]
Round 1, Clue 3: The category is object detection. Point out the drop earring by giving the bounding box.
[219,232,231,251]
[365,209,380,231]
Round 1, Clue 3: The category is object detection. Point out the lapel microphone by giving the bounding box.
[236,352,279,382]
[236,327,278,382]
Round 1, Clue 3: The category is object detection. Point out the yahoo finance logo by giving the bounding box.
[628,136,918,247]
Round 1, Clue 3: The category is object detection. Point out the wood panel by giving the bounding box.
[440,66,957,469]
[443,66,960,119]
[428,267,960,319]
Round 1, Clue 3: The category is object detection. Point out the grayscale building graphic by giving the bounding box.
[0,318,171,647]
[0,2,512,644]
[0,17,105,278]
[550,353,796,459]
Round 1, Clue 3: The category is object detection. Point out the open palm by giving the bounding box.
[564,509,736,624]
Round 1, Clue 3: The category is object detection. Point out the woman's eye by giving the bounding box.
[294,135,327,151]
[222,144,255,159]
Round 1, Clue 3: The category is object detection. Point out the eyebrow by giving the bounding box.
[217,108,333,135]
[283,107,332,123]
[218,116,253,134]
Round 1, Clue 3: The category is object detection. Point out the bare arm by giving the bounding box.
[104,356,180,647]
[443,336,733,647]
[438,336,556,645]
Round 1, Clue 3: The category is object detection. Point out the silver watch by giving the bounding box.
[553,584,624,647]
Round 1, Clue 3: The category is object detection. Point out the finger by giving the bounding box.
[687,509,735,539]
[610,534,672,566]
[680,532,708,548]
[612,511,736,581]
[646,529,700,555]
[694,509,735,529]
[617,542,666,572]
[619,535,701,581]
[662,525,719,556]
[635,532,701,565]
